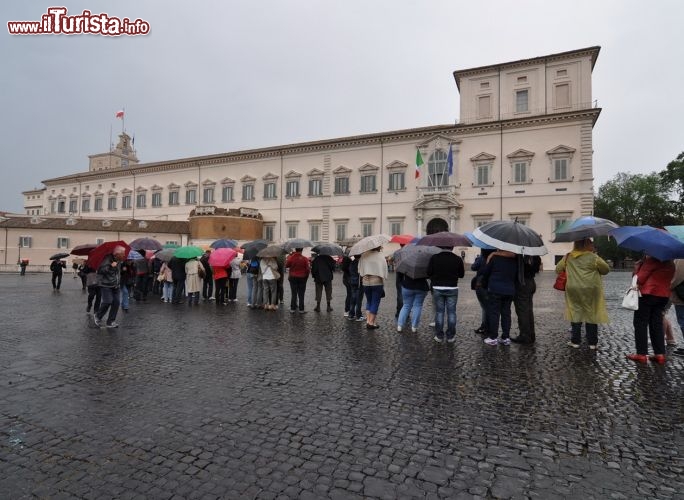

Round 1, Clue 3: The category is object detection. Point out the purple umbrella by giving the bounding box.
[416,231,471,248]
[129,237,163,251]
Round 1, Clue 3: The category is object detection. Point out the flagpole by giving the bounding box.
[122,107,125,134]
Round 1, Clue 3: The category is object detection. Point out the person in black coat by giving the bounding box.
[311,253,336,312]
[512,255,541,344]
[168,257,187,304]
[50,259,66,291]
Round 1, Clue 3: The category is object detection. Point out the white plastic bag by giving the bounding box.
[621,275,640,311]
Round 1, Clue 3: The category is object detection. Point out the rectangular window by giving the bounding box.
[96,238,105,245]
[94,197,103,211]
[19,236,32,248]
[334,177,349,194]
[475,165,491,186]
[222,186,233,202]
[287,224,297,239]
[185,189,196,205]
[57,237,69,249]
[390,221,402,236]
[478,95,491,119]
[516,89,529,113]
[388,172,405,191]
[242,184,254,201]
[286,180,299,198]
[264,224,274,242]
[152,192,162,207]
[50,201,55,214]
[310,223,320,242]
[555,83,570,108]
[136,193,146,208]
[122,195,132,209]
[203,187,214,204]
[68,200,77,213]
[553,216,571,233]
[168,191,179,206]
[308,178,323,196]
[362,222,373,237]
[474,218,492,228]
[513,162,527,183]
[554,159,568,180]
[360,175,376,193]
[264,182,277,199]
[108,197,117,210]
[165,240,178,246]
[57,200,65,213]
[336,223,347,242]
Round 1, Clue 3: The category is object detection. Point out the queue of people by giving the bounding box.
[52,238,684,362]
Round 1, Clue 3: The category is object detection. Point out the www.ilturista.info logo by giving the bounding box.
[7,7,150,36]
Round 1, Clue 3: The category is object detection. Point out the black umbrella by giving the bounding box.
[49,252,70,260]
[242,239,268,260]
[311,243,344,257]
[472,220,547,256]
[394,245,441,279]
[281,238,314,251]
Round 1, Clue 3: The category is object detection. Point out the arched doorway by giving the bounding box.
[426,217,448,235]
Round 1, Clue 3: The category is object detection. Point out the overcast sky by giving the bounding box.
[2,0,683,213]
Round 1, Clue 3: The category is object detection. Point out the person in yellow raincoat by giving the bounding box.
[555,238,610,349]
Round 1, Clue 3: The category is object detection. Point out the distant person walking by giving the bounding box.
[50,259,66,291]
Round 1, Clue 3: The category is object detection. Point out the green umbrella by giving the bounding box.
[173,245,204,259]
[162,242,180,249]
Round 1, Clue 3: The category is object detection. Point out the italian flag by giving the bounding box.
[415,149,424,179]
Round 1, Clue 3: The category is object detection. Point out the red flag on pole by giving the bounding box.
[115,110,124,119]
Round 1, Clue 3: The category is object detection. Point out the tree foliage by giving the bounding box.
[660,151,684,209]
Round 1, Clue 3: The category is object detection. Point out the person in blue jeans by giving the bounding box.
[481,250,518,346]
[396,272,430,333]
[358,247,388,329]
[427,247,465,343]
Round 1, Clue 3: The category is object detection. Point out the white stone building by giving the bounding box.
[22,46,601,268]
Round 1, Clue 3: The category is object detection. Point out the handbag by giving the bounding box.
[621,275,640,311]
[553,271,567,291]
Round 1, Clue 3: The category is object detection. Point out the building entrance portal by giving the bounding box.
[426,217,448,235]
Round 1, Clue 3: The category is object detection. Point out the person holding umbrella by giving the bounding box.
[311,252,336,312]
[185,257,206,305]
[260,256,280,310]
[555,238,610,350]
[285,248,310,313]
[49,258,66,291]
[358,247,388,329]
[481,250,518,346]
[168,256,187,304]
[626,254,675,364]
[426,247,465,343]
[228,256,242,302]
[94,245,126,328]
[200,250,214,302]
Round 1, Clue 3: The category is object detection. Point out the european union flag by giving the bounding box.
[447,144,454,177]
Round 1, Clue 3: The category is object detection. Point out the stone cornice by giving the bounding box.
[40,109,600,186]
[453,46,600,90]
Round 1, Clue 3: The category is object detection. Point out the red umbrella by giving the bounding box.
[86,240,131,269]
[208,247,238,268]
[390,234,417,245]
[70,243,98,256]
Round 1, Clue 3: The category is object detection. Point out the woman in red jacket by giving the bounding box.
[285,248,310,313]
[626,255,675,364]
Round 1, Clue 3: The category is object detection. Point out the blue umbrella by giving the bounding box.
[609,225,684,261]
[464,232,496,250]
[210,239,238,249]
[127,250,144,260]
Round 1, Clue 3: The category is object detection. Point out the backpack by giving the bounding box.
[248,258,260,275]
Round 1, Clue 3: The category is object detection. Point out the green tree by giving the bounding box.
[660,151,684,217]
[593,171,680,264]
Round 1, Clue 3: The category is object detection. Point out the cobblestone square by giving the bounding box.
[0,271,682,499]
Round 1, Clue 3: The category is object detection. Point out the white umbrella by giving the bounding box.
[348,234,391,256]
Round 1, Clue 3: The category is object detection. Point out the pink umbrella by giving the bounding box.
[208,247,238,268]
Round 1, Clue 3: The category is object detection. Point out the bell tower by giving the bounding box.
[87,132,139,172]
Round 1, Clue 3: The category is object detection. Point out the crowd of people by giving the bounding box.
[52,238,684,361]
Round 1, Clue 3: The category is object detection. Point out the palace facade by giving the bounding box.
[21,46,601,268]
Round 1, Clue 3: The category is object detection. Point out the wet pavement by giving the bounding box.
[0,271,682,499]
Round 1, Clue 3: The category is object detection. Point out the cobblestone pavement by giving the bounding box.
[0,271,682,499]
